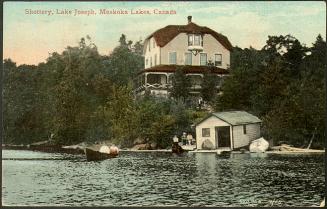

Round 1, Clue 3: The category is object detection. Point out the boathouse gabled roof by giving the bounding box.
[195,111,262,126]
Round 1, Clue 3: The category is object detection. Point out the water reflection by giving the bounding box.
[195,153,217,176]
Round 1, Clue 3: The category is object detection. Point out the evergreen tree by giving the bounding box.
[169,67,191,102]
[200,66,218,104]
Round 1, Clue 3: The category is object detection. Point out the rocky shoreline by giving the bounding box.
[3,143,325,155]
[2,139,325,156]
[1,139,164,155]
[2,143,85,155]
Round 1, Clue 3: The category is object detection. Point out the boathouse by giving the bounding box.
[195,111,262,150]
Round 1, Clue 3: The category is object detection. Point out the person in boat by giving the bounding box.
[187,133,193,145]
[182,132,187,145]
[172,135,184,154]
[173,135,179,143]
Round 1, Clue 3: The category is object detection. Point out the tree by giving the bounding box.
[200,64,218,104]
[170,99,191,135]
[215,47,265,112]
[214,35,325,148]
[104,84,138,146]
[169,67,191,102]
[149,115,176,148]
[106,35,144,86]
[3,59,48,144]
[251,57,289,116]
[133,39,144,55]
[262,34,307,78]
[48,37,108,145]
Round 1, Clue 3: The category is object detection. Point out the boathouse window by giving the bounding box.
[169,52,177,64]
[185,52,192,65]
[154,54,157,66]
[146,59,148,66]
[150,57,152,67]
[200,53,207,66]
[215,54,222,66]
[202,128,210,137]
[243,125,247,135]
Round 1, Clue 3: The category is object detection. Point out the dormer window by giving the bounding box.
[188,35,193,46]
[188,34,203,46]
[194,35,200,45]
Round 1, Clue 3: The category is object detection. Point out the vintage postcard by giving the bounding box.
[2,1,326,207]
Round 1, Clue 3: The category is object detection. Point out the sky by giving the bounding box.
[3,1,326,65]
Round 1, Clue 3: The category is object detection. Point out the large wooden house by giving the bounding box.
[133,16,233,97]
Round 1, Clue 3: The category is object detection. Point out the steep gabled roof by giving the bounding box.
[138,65,229,75]
[146,22,233,51]
[196,111,262,126]
[212,111,262,125]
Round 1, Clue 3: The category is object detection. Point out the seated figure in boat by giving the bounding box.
[172,135,185,154]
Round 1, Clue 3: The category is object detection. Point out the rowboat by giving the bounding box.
[171,142,186,155]
[84,145,119,161]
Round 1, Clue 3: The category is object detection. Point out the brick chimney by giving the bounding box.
[187,16,192,24]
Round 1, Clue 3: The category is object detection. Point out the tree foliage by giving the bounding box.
[169,67,191,102]
[200,67,218,104]
[216,35,326,148]
[3,35,143,145]
[3,34,325,149]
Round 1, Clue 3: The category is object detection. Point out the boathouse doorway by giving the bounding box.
[215,126,231,148]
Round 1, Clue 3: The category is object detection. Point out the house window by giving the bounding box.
[146,59,148,66]
[148,42,151,52]
[188,34,193,46]
[154,54,157,66]
[185,52,192,65]
[194,35,201,46]
[200,53,207,66]
[150,57,152,67]
[153,39,156,48]
[215,54,222,66]
[188,34,203,46]
[243,125,247,135]
[202,128,210,137]
[169,52,177,64]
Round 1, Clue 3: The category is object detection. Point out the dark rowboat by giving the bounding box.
[84,147,118,161]
[171,142,186,155]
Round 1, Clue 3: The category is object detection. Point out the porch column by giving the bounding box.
[145,73,148,89]
[165,73,168,85]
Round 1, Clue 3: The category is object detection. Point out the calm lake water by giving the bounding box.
[2,150,325,207]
